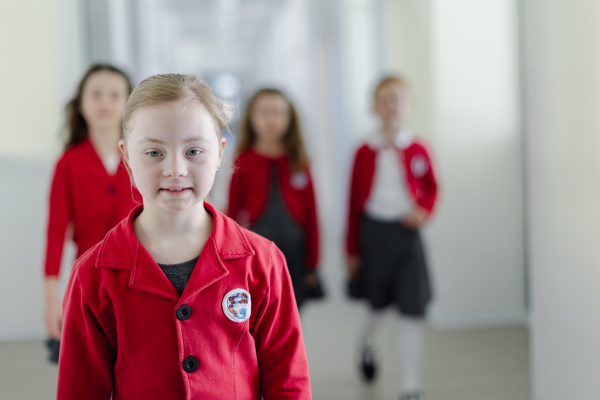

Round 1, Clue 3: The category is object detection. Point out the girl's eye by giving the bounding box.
[147,151,162,157]
[186,149,202,156]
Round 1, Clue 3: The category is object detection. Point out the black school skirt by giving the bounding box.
[359,215,432,316]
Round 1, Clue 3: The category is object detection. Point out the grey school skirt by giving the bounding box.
[359,215,432,316]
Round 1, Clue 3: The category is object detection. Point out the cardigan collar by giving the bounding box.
[366,128,413,151]
[95,202,255,302]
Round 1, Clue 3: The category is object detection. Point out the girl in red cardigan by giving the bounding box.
[57,74,311,399]
[227,89,321,308]
[43,64,141,359]
[346,76,438,400]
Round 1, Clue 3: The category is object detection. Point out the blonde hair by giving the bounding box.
[235,88,308,173]
[123,74,229,142]
[374,75,410,99]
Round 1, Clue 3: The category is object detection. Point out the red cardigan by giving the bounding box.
[44,137,141,277]
[58,203,311,400]
[227,149,320,269]
[346,138,438,256]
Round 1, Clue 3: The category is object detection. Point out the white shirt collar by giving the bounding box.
[366,128,413,150]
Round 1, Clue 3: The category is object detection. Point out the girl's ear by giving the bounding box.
[217,137,227,169]
[119,139,130,166]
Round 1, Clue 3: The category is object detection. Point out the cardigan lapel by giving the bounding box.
[96,203,255,303]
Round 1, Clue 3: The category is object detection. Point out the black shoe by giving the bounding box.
[400,391,425,400]
[360,345,377,382]
[45,338,60,364]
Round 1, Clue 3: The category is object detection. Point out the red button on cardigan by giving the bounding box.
[57,203,312,400]
[44,137,141,277]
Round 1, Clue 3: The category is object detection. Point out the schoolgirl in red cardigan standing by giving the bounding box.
[57,74,311,399]
[346,76,438,400]
[43,64,141,359]
[227,89,321,308]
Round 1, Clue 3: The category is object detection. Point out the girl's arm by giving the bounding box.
[45,157,73,278]
[418,147,438,215]
[44,157,73,339]
[345,147,366,256]
[57,266,113,399]
[303,167,319,269]
[251,244,312,400]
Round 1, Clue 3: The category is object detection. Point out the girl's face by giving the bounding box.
[374,83,411,125]
[80,71,129,131]
[250,94,291,144]
[121,100,226,213]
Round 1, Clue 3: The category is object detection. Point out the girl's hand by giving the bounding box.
[303,271,318,287]
[346,255,361,279]
[401,208,428,229]
[44,279,62,340]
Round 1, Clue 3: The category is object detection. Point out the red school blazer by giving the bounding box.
[44,136,141,277]
[227,149,320,269]
[57,203,311,400]
[346,138,438,256]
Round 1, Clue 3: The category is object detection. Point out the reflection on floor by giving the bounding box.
[302,300,530,400]
[0,301,529,400]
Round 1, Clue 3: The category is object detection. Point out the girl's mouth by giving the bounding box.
[160,187,192,196]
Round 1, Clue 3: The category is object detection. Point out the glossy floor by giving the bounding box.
[0,301,529,400]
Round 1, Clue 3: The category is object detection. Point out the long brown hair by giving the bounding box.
[236,88,308,172]
[64,64,132,150]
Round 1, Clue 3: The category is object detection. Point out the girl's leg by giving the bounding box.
[359,308,385,348]
[357,308,385,381]
[397,315,425,393]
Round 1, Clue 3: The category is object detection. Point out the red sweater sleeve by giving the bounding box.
[416,146,439,214]
[251,243,312,399]
[302,167,319,269]
[57,265,113,398]
[226,156,244,221]
[44,156,73,277]
[345,147,369,256]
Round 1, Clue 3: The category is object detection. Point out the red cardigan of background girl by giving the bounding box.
[227,148,320,269]
[346,138,438,256]
[45,137,141,277]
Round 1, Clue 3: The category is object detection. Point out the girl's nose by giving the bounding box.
[164,153,188,178]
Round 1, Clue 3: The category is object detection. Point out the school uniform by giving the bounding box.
[57,202,311,400]
[44,136,141,277]
[346,130,438,316]
[227,148,320,307]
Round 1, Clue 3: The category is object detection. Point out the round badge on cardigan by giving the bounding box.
[290,171,309,189]
[222,289,251,323]
[410,155,429,178]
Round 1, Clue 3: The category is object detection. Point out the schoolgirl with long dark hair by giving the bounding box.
[43,64,141,358]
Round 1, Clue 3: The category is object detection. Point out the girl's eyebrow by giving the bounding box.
[141,137,211,144]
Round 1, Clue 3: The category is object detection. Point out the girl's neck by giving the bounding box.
[253,140,286,158]
[88,126,121,158]
[135,201,211,242]
[381,119,404,140]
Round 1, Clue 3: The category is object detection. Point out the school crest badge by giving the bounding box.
[410,155,429,178]
[290,171,309,189]
[222,289,251,322]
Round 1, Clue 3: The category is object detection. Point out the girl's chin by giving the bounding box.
[152,198,205,213]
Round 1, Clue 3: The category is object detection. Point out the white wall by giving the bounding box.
[0,0,85,340]
[524,1,600,398]
[381,0,526,328]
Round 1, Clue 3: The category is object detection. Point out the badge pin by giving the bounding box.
[290,172,309,189]
[222,289,251,323]
[410,155,429,178]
